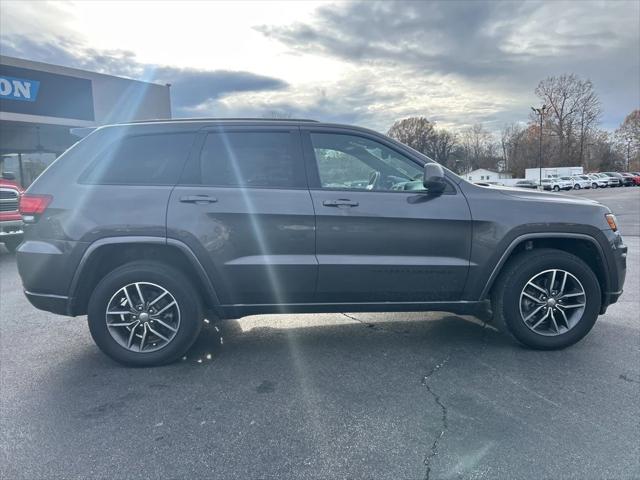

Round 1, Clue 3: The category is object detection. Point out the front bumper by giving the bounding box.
[0,220,24,237]
[600,231,627,313]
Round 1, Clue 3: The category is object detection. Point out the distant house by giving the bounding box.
[466,168,513,183]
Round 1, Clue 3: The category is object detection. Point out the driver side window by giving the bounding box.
[310,133,423,192]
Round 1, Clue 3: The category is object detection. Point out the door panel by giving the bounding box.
[167,127,317,305]
[311,190,471,302]
[168,187,316,305]
[302,129,472,303]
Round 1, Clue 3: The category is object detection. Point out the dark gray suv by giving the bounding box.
[16,119,627,366]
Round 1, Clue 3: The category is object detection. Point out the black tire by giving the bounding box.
[553,185,560,192]
[491,249,601,350]
[2,236,21,253]
[88,261,203,366]
[592,183,598,189]
[575,184,581,190]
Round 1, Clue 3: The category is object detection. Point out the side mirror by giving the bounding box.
[423,163,447,195]
[2,172,16,181]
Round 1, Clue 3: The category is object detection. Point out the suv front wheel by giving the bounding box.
[88,261,203,366]
[491,249,601,349]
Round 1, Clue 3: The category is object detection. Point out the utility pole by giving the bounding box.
[531,105,550,185]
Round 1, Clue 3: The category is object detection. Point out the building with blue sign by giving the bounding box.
[0,55,171,188]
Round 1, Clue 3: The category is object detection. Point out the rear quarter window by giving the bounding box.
[79,132,195,185]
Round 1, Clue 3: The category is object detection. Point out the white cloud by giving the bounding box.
[1,0,637,133]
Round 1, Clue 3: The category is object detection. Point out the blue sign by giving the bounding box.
[0,64,94,121]
[0,75,40,102]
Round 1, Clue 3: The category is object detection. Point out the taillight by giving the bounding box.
[19,194,52,221]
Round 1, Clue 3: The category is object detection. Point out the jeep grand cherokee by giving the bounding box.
[16,119,627,366]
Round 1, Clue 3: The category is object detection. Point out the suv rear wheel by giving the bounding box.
[491,249,601,349]
[88,261,203,366]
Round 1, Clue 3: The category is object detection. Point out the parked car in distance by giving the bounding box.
[619,173,636,187]
[558,176,576,190]
[541,177,572,191]
[16,118,628,366]
[0,172,24,252]
[588,173,609,189]
[596,173,615,187]
[601,172,623,187]
[629,172,640,186]
[569,175,591,190]
[514,180,539,189]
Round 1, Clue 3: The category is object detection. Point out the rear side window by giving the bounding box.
[197,132,305,188]
[80,133,195,185]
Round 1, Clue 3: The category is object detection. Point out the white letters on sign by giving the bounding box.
[0,75,40,102]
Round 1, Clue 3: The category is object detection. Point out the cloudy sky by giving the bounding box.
[1,0,638,133]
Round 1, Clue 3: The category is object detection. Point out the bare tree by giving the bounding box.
[430,130,457,169]
[459,124,498,173]
[387,117,435,155]
[615,109,640,170]
[501,123,525,174]
[577,88,601,166]
[590,130,625,171]
[534,74,601,166]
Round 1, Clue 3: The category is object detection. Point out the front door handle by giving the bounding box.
[180,195,218,204]
[322,199,359,207]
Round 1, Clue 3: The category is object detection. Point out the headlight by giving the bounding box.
[605,213,618,232]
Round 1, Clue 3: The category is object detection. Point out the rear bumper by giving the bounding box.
[24,290,71,316]
[16,239,85,315]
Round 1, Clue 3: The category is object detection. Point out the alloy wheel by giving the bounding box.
[105,282,181,352]
[519,269,586,336]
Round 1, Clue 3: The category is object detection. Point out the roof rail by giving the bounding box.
[70,127,97,138]
[122,117,319,124]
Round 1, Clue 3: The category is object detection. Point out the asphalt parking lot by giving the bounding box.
[1,187,639,480]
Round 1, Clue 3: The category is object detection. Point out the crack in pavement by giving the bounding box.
[341,312,413,336]
[421,356,450,480]
[341,312,381,331]
[619,373,640,384]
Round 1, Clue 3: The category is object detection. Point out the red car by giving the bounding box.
[0,173,24,252]
[629,172,640,186]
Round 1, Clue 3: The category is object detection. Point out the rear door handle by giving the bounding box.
[322,199,359,207]
[179,195,218,204]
